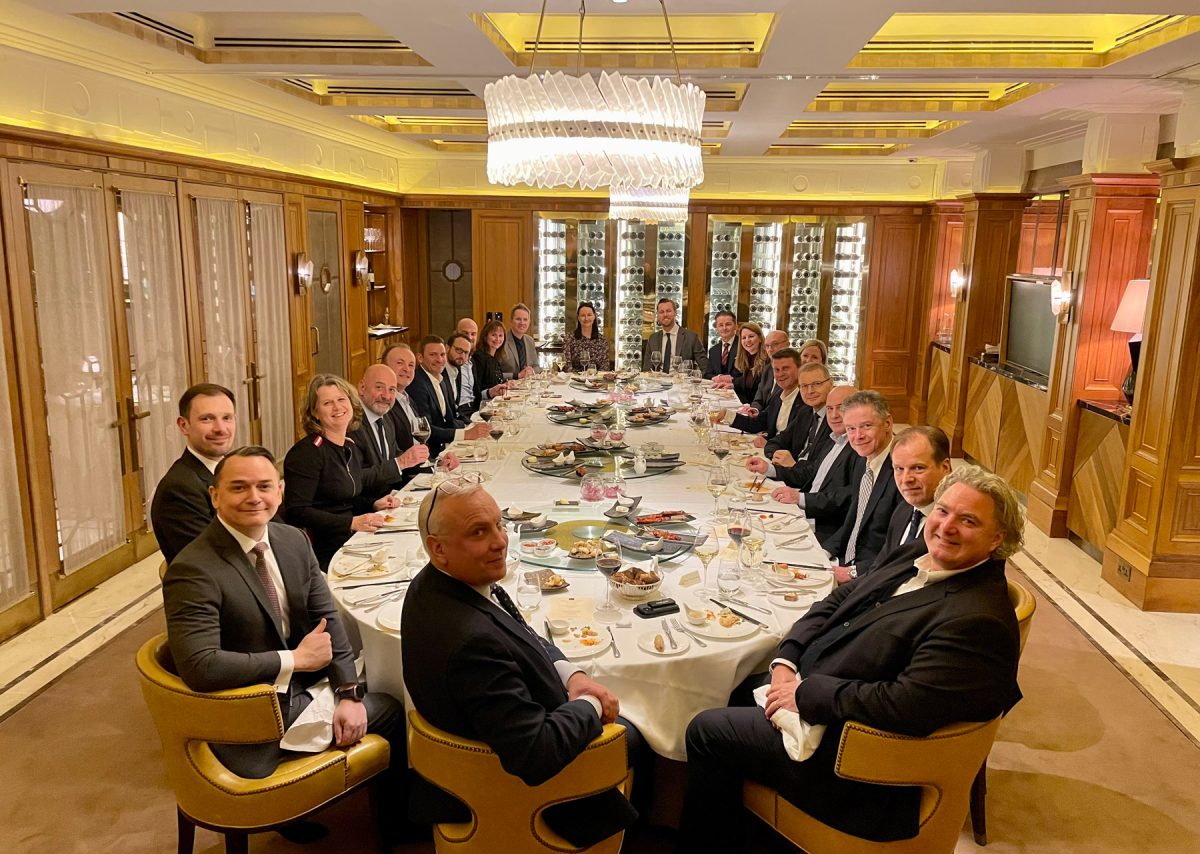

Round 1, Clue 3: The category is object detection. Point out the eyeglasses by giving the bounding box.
[423,471,485,533]
[799,378,832,392]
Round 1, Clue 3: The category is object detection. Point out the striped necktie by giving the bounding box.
[844,466,876,564]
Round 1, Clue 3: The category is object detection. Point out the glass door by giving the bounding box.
[614,221,647,370]
[706,221,742,342]
[247,200,295,455]
[787,219,825,343]
[828,219,868,384]
[307,207,345,377]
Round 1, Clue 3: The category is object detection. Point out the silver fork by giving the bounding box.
[661,619,678,650]
[670,618,707,648]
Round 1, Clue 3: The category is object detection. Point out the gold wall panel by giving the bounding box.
[963,364,1001,471]
[1068,410,1130,550]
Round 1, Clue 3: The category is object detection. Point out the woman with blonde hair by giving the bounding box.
[733,322,769,404]
[283,373,400,570]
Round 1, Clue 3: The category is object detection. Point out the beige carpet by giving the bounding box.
[1,569,1197,853]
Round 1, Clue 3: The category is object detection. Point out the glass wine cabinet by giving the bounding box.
[533,213,870,383]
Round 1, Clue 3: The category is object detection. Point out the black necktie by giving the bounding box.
[374,418,389,459]
[455,368,464,404]
[490,584,539,640]
[905,508,924,544]
[515,336,527,371]
[663,332,673,368]
[799,413,823,458]
[797,566,919,675]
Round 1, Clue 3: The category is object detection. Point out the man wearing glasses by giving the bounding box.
[763,362,833,460]
[402,481,643,847]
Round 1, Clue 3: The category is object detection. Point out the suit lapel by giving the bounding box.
[431,568,556,666]
[211,523,287,645]
[862,455,893,521]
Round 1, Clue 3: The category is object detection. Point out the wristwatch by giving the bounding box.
[335,682,366,702]
[848,567,858,579]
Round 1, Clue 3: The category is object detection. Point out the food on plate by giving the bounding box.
[549,404,576,413]
[574,465,591,478]
[636,511,689,525]
[580,626,598,637]
[654,634,665,652]
[628,414,647,423]
[741,480,771,493]
[717,607,742,629]
[529,448,559,458]
[645,528,683,542]
[611,568,660,586]
[543,573,566,588]
[532,539,557,558]
[783,591,799,603]
[569,540,603,559]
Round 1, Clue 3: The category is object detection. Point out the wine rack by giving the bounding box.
[614,224,647,370]
[536,218,568,350]
[828,221,865,384]
[576,220,608,333]
[748,222,783,331]
[788,222,825,343]
[708,222,741,341]
[655,223,687,312]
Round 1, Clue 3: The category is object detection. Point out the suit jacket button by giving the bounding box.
[843,621,850,627]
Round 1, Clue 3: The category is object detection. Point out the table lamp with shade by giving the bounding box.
[1111,278,1150,402]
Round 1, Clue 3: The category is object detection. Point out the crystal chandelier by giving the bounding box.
[609,184,690,222]
[484,1,705,192]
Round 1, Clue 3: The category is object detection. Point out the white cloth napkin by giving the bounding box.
[753,683,826,762]
[280,658,365,753]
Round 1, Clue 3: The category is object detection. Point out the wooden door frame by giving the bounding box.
[302,197,347,377]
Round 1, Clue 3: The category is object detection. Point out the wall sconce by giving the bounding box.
[352,250,369,287]
[1050,273,1073,324]
[949,268,966,300]
[294,252,313,294]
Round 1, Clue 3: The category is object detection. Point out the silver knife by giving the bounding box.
[719,596,772,615]
[776,533,811,548]
[709,598,771,630]
[543,619,556,645]
[661,618,678,650]
[607,626,621,657]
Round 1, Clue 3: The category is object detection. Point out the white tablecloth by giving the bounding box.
[329,377,834,760]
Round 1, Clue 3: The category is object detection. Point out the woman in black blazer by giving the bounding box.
[283,374,399,570]
[732,322,769,404]
[473,320,508,395]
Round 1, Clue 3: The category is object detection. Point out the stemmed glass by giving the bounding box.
[740,515,770,591]
[693,523,720,595]
[487,413,507,458]
[650,351,663,374]
[594,539,623,624]
[412,416,432,462]
[688,407,708,440]
[708,432,730,464]
[706,465,730,518]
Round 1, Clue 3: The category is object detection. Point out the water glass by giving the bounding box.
[516,575,542,614]
[717,558,741,596]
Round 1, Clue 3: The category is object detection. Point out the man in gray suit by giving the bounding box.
[497,303,540,380]
[641,298,708,374]
[163,446,401,782]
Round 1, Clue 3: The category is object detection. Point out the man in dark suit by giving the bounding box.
[741,329,790,407]
[446,330,504,418]
[821,390,904,582]
[677,466,1025,850]
[409,336,489,457]
[402,483,642,847]
[497,303,540,380]
[350,364,430,496]
[715,348,803,448]
[704,310,740,380]
[151,383,237,565]
[163,446,401,782]
[868,425,953,572]
[764,362,832,462]
[642,298,707,374]
[753,385,859,542]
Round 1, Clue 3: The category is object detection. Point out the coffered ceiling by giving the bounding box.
[34,1,1200,177]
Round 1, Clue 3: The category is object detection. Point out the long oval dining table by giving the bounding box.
[328,374,834,761]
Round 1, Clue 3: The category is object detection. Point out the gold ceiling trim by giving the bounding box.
[700,85,746,113]
[807,83,1050,114]
[76,12,428,67]
[470,12,774,70]
[362,116,488,135]
[782,120,965,140]
[768,144,910,157]
[850,13,1196,69]
[262,80,482,110]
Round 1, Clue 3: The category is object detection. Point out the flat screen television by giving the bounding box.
[1001,275,1056,379]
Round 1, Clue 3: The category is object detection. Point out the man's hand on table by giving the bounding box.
[294,618,333,672]
[771,486,800,504]
[567,672,620,723]
[464,422,490,440]
[772,450,796,467]
[746,457,769,475]
[441,451,461,471]
[752,435,767,449]
[711,375,733,389]
[372,494,400,511]
[332,698,368,746]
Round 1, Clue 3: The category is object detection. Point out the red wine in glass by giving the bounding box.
[727,525,749,546]
[489,426,506,442]
[712,447,730,461]
[595,556,621,578]
[480,410,494,422]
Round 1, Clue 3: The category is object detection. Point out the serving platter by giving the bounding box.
[514,511,699,570]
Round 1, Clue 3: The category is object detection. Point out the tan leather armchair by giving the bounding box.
[136,633,390,854]
[968,577,1037,844]
[407,709,632,853]
[744,717,1002,854]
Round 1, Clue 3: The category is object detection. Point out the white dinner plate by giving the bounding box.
[637,629,690,656]
[765,590,819,610]
[330,556,404,581]
[376,600,405,632]
[764,516,805,534]
[686,612,759,640]
[768,570,830,590]
[554,626,612,659]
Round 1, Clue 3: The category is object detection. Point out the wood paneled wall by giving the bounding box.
[1103,158,1200,612]
[925,345,952,428]
[909,203,962,424]
[1069,408,1131,553]
[342,202,370,381]
[472,209,533,325]
[1028,175,1158,536]
[961,363,1047,494]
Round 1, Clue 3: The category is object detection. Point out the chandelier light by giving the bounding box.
[484,0,705,191]
[608,184,690,222]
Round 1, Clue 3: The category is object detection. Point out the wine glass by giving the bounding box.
[594,539,623,624]
[487,413,507,455]
[516,573,542,616]
[706,465,730,518]
[412,415,432,447]
[650,350,663,374]
[708,432,730,464]
[693,523,720,594]
[688,407,708,440]
[740,515,769,591]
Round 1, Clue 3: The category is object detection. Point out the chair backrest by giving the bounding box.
[836,717,1002,852]
[1007,578,1036,654]
[407,710,629,853]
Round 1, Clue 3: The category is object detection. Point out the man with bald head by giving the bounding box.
[454,317,478,346]
[402,483,641,846]
[380,343,460,479]
[349,363,430,493]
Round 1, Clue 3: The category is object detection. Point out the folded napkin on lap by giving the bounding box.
[752,683,826,762]
[280,659,366,753]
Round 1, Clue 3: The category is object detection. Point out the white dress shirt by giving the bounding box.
[217,517,293,693]
[793,432,850,509]
[775,388,800,434]
[186,445,221,474]
[660,325,677,363]
[449,359,475,408]
[422,368,448,416]
[363,409,389,458]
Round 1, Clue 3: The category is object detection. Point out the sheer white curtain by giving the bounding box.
[193,197,251,441]
[248,203,295,456]
[0,320,29,606]
[118,190,189,520]
[25,183,125,573]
